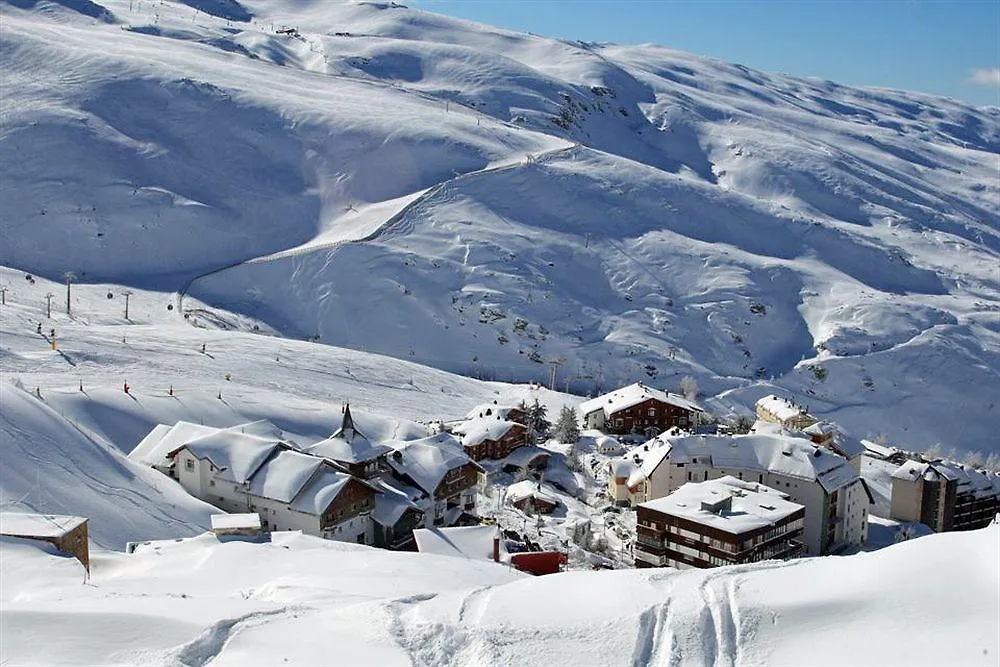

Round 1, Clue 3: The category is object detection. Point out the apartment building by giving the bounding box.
[635,476,805,569]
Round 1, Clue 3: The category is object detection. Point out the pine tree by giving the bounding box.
[553,405,581,444]
[525,399,551,443]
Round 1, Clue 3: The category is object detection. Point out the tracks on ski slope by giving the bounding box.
[174,142,579,317]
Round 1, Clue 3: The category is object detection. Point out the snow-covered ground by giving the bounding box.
[1,0,997,456]
[2,521,997,666]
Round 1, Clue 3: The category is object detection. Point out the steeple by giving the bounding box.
[335,403,358,442]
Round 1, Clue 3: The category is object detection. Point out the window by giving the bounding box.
[648,408,656,417]
[209,480,215,487]
[356,533,365,544]
[185,459,194,471]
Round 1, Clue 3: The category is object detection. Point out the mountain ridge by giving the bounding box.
[1,0,998,453]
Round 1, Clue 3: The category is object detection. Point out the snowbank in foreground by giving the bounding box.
[1,523,996,666]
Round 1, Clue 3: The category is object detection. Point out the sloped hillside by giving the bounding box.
[1,0,997,452]
[0,383,215,548]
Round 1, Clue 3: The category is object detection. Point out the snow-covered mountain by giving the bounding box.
[1,0,998,453]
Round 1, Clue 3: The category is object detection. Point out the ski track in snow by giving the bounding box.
[169,607,305,667]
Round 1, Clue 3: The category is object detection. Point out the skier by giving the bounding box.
[123,382,130,395]
[36,323,42,334]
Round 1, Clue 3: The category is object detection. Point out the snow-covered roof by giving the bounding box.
[502,445,550,469]
[457,418,521,447]
[610,458,634,479]
[756,395,810,423]
[891,461,930,482]
[371,481,421,527]
[578,382,703,419]
[128,421,219,468]
[288,466,357,515]
[639,476,803,535]
[305,405,390,464]
[506,480,557,505]
[661,433,861,492]
[0,512,86,538]
[595,435,624,453]
[464,403,522,421]
[861,440,900,459]
[172,430,289,484]
[386,433,477,495]
[248,449,326,503]
[210,513,261,531]
[413,525,504,562]
[305,434,391,464]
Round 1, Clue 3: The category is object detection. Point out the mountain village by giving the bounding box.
[1,0,997,663]
[8,377,997,579]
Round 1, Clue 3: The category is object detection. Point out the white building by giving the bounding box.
[245,448,379,544]
[139,421,380,545]
[755,395,816,431]
[624,433,872,555]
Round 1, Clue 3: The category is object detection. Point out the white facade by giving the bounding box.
[171,444,377,545]
[175,450,252,514]
[635,434,869,555]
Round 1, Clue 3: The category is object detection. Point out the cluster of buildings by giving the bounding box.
[128,400,551,553]
[41,377,997,576]
[129,406,487,551]
[599,392,872,567]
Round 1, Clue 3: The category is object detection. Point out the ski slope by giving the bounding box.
[0,0,998,455]
[1,521,996,666]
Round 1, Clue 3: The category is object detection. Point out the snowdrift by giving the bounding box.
[1,520,996,666]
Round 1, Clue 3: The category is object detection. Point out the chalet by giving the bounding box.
[304,404,391,478]
[801,421,864,472]
[166,427,295,514]
[624,432,872,555]
[755,395,816,431]
[386,433,483,526]
[138,421,381,545]
[506,480,559,514]
[464,401,527,425]
[245,448,379,543]
[890,459,1000,533]
[210,513,262,539]
[635,476,805,569]
[129,420,250,476]
[579,382,704,437]
[595,435,625,456]
[455,418,528,460]
[0,512,90,572]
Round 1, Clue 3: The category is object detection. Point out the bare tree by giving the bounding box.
[923,443,943,460]
[962,450,985,469]
[679,375,698,402]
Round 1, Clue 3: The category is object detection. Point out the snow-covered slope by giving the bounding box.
[0,383,216,548]
[1,0,998,452]
[1,520,997,666]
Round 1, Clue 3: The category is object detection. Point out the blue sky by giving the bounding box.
[417,1,1000,106]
